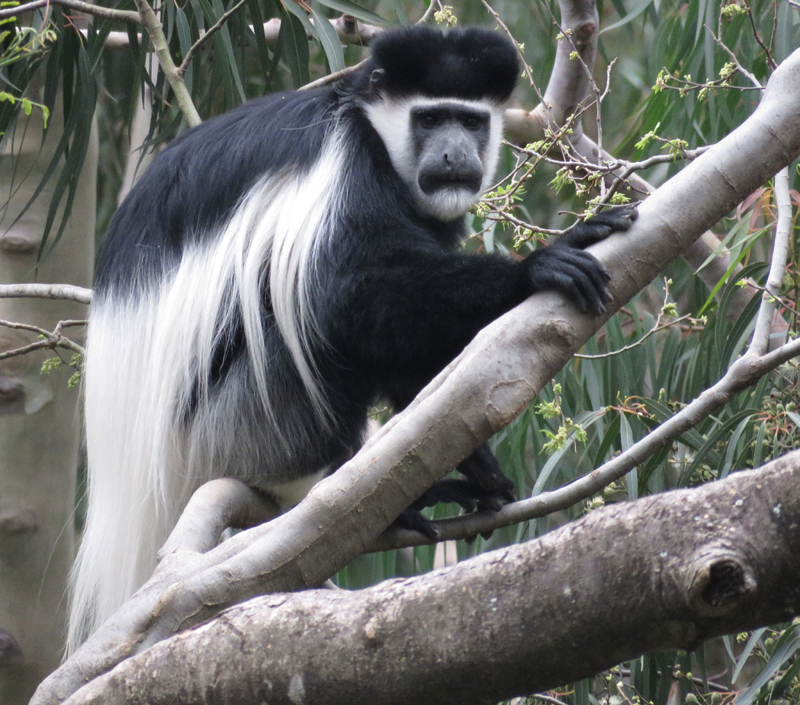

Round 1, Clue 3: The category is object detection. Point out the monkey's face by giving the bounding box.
[364,96,505,221]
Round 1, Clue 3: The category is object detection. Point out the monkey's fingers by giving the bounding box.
[560,203,639,249]
[528,248,613,315]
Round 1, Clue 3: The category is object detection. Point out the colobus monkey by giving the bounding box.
[71,25,636,651]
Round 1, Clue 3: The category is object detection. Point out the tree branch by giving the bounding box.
[0,0,141,23]
[750,166,792,356]
[131,0,201,127]
[0,283,92,304]
[175,0,249,78]
[62,453,800,705]
[374,334,800,548]
[0,318,85,358]
[501,0,762,325]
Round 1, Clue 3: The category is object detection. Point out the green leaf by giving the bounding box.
[385,0,408,25]
[599,0,654,35]
[211,0,246,104]
[697,225,767,315]
[593,414,621,467]
[308,3,345,73]
[246,0,273,85]
[278,8,310,88]
[734,626,800,705]
[282,0,317,40]
[313,0,389,27]
[717,292,760,379]
[175,7,194,94]
[678,409,758,487]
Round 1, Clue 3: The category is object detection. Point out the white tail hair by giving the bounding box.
[69,132,346,653]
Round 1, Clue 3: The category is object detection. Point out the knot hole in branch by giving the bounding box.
[687,554,756,617]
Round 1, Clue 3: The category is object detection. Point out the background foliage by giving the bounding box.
[2,0,799,703]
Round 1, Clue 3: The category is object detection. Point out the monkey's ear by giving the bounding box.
[369,69,386,97]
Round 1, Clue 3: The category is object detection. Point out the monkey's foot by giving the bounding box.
[394,478,516,540]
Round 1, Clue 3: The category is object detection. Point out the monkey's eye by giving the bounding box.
[463,116,481,130]
[420,114,439,128]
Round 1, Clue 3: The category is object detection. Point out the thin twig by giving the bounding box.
[481,0,535,88]
[376,334,800,549]
[417,0,441,24]
[528,695,568,705]
[299,58,367,91]
[0,283,92,304]
[746,0,777,69]
[594,60,615,198]
[132,0,201,127]
[0,318,86,359]
[0,0,141,23]
[597,146,708,207]
[577,308,695,361]
[176,0,249,78]
[750,167,792,356]
[706,23,763,89]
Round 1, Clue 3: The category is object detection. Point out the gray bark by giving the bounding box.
[64,452,800,704]
[0,105,97,702]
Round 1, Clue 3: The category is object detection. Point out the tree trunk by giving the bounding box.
[0,102,97,703]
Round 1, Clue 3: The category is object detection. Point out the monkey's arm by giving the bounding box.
[333,206,637,394]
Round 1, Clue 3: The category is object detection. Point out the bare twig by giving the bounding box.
[0,318,86,359]
[0,283,92,304]
[750,167,792,356]
[299,58,368,91]
[576,280,696,360]
[0,0,141,23]
[528,695,569,705]
[176,0,249,78]
[745,0,777,69]
[707,24,763,89]
[596,146,708,206]
[481,0,536,88]
[417,0,441,24]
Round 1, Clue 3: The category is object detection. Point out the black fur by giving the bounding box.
[94,27,635,534]
[354,26,519,101]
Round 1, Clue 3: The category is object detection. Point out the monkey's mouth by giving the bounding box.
[418,171,482,195]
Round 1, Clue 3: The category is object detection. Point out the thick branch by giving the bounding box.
[374,334,800,547]
[64,453,800,704]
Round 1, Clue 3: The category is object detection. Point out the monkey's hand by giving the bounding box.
[558,203,639,250]
[523,204,638,315]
